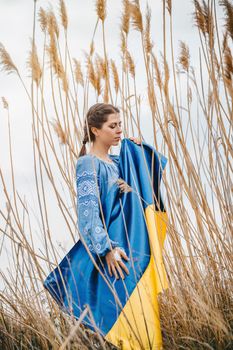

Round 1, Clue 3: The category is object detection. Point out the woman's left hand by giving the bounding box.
[129,136,141,145]
[117,178,132,193]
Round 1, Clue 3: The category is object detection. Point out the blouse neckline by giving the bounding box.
[88,153,115,165]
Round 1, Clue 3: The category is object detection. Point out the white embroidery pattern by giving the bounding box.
[76,170,100,208]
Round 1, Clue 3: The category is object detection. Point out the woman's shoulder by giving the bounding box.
[76,154,99,175]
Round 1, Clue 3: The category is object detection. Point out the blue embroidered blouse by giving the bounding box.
[75,154,120,256]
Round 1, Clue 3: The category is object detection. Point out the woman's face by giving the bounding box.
[92,113,122,146]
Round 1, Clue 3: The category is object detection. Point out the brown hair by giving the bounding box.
[78,103,120,158]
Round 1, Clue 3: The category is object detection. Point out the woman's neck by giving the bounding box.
[89,143,111,161]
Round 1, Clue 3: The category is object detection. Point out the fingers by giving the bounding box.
[118,181,132,193]
[119,249,130,261]
[107,258,120,279]
[111,264,119,279]
[109,261,130,279]
[129,136,141,144]
[115,263,125,280]
[107,262,112,277]
[106,248,130,280]
[118,260,130,275]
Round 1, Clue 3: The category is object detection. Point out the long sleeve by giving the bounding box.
[75,156,119,257]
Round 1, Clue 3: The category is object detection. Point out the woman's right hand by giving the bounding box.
[105,247,130,280]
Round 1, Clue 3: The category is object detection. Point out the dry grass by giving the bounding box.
[0,0,232,349]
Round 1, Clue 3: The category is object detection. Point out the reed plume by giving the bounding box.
[219,0,233,41]
[27,39,42,86]
[47,14,62,76]
[120,30,127,56]
[178,41,190,72]
[193,0,208,36]
[96,0,106,21]
[0,43,18,75]
[223,38,233,95]
[152,53,162,90]
[103,78,109,102]
[223,42,233,81]
[129,1,143,33]
[110,59,120,94]
[144,4,153,55]
[125,49,135,77]
[73,58,84,87]
[50,119,68,145]
[94,67,102,97]
[166,0,172,15]
[46,10,68,92]
[38,7,47,33]
[48,9,59,38]
[1,96,9,109]
[86,55,99,93]
[121,0,130,35]
[90,41,95,57]
[59,0,68,30]
[95,54,107,80]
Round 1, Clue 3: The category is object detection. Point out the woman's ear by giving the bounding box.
[90,126,98,137]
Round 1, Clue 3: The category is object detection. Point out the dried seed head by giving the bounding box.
[120,30,127,55]
[0,43,18,75]
[144,4,153,54]
[90,41,95,57]
[48,10,59,39]
[2,96,9,109]
[178,41,190,72]
[96,0,106,21]
[95,54,107,80]
[152,53,162,90]
[96,70,102,96]
[219,0,233,41]
[223,42,233,83]
[51,119,68,144]
[193,0,208,36]
[110,59,119,94]
[166,0,172,15]
[129,2,143,32]
[86,56,98,91]
[126,50,135,77]
[38,7,47,32]
[73,59,84,87]
[121,0,130,35]
[27,40,42,86]
[103,81,109,102]
[60,0,68,30]
[163,55,170,96]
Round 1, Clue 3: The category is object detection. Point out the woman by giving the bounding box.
[44,103,169,350]
[77,102,141,280]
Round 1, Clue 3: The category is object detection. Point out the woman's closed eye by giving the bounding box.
[110,122,122,129]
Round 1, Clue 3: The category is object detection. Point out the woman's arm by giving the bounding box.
[76,156,119,256]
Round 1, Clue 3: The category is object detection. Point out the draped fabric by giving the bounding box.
[43,138,169,350]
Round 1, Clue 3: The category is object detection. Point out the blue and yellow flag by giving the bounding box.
[44,138,169,349]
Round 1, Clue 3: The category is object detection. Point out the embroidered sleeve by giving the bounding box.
[75,156,119,256]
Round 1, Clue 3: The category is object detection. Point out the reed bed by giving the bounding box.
[0,0,232,349]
